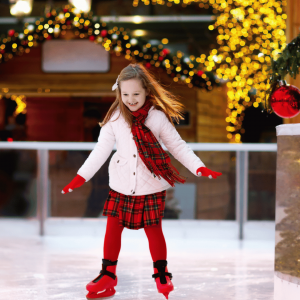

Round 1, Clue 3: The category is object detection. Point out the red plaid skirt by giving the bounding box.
[102,188,166,230]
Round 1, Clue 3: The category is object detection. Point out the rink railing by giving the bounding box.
[0,142,277,239]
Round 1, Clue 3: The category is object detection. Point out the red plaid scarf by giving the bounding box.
[131,100,186,187]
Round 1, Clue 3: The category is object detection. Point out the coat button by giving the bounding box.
[117,160,119,163]
[133,172,135,175]
[133,154,136,157]
[133,191,135,194]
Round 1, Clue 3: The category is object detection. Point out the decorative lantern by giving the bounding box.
[270,80,300,119]
[10,0,33,17]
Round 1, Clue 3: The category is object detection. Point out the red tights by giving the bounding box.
[103,216,167,262]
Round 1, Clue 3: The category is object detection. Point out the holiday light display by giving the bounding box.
[0,5,217,98]
[133,0,287,142]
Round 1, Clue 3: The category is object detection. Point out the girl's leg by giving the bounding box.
[144,217,167,261]
[104,216,124,261]
[145,218,173,299]
[86,216,124,297]
[88,217,124,290]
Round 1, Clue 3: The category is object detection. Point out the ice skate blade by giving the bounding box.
[86,276,118,292]
[163,292,169,299]
[159,284,174,299]
[86,293,115,299]
[86,288,116,299]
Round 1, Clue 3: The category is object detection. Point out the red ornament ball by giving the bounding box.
[101,30,107,37]
[8,29,15,37]
[46,35,52,40]
[270,84,300,118]
[89,36,95,41]
[158,56,164,61]
[162,48,170,55]
[145,62,151,69]
[197,70,204,76]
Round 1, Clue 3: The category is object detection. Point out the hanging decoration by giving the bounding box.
[0,5,217,92]
[269,80,300,119]
[133,0,287,143]
[265,34,300,115]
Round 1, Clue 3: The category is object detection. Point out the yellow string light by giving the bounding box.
[136,0,287,143]
[11,95,27,115]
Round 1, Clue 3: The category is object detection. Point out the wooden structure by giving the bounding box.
[0,36,231,220]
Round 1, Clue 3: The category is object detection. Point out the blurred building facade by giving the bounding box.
[0,35,232,219]
[0,2,278,220]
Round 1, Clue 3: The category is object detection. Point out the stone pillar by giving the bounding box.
[274,123,300,299]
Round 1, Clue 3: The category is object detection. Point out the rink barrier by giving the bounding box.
[0,142,277,238]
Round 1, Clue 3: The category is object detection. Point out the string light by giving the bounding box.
[0,3,216,100]
[11,94,27,115]
[135,0,287,143]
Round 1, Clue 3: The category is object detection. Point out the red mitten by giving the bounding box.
[61,174,86,194]
[196,167,222,179]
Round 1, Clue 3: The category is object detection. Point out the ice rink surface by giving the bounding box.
[0,219,275,300]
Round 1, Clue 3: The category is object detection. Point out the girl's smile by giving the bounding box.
[120,78,149,111]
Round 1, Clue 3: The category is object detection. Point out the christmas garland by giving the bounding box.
[0,4,218,91]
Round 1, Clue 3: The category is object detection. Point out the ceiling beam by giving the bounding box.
[0,15,215,24]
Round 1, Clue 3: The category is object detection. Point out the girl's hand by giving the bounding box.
[196,167,222,179]
[61,174,86,194]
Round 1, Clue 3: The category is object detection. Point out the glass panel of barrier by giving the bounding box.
[248,151,276,220]
[168,151,236,220]
[49,150,113,217]
[0,149,37,217]
[49,150,237,220]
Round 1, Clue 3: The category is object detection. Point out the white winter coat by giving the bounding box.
[77,106,205,196]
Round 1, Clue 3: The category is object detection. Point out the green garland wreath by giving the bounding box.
[0,5,218,91]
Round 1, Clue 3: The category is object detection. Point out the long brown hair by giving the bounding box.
[99,63,185,128]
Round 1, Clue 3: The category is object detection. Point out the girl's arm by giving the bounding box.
[76,121,116,182]
[159,112,205,176]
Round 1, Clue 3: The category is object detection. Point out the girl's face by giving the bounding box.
[120,78,149,111]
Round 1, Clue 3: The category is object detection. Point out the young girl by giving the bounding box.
[62,63,222,299]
